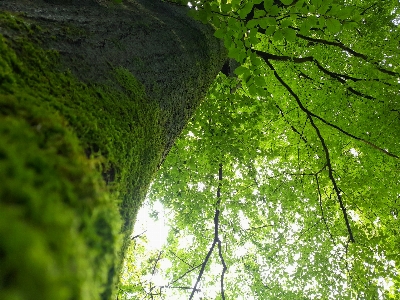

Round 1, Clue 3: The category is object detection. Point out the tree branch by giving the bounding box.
[255,51,399,159]
[315,174,335,244]
[295,33,399,77]
[189,163,227,300]
[255,49,381,101]
[149,250,164,298]
[131,230,147,240]
[169,250,195,268]
[167,263,202,287]
[313,60,376,101]
[265,59,355,242]
[275,104,308,144]
[161,285,201,291]
[217,238,227,300]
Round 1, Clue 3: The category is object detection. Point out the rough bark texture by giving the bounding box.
[0,0,226,299]
[1,0,226,162]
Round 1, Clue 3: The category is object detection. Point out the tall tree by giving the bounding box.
[0,1,226,299]
[120,0,400,299]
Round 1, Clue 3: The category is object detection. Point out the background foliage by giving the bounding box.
[121,0,399,299]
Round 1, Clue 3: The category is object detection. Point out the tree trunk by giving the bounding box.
[0,1,226,299]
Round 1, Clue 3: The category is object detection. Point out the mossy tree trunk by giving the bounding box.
[0,0,226,299]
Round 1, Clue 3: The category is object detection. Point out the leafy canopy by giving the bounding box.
[121,0,400,299]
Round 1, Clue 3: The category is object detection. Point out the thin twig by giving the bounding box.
[167,263,202,287]
[315,174,335,244]
[131,230,147,240]
[169,250,194,268]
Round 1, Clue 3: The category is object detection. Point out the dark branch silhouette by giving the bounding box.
[275,104,308,144]
[264,58,355,243]
[161,286,201,291]
[315,174,335,244]
[169,250,195,268]
[255,50,399,159]
[255,49,382,101]
[189,163,227,300]
[167,263,202,287]
[295,33,399,77]
[131,230,147,240]
[148,251,164,299]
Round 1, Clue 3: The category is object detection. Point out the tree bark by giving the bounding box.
[0,0,226,161]
[0,1,226,299]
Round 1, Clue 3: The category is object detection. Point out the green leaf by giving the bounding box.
[265,26,276,35]
[273,29,284,40]
[228,17,237,28]
[247,19,259,29]
[248,28,259,45]
[336,6,355,20]
[280,0,293,5]
[239,3,253,19]
[223,35,232,48]
[228,46,241,60]
[214,28,225,39]
[310,0,322,7]
[317,1,332,14]
[250,53,262,67]
[262,17,277,26]
[299,21,311,34]
[234,66,248,76]
[325,4,341,17]
[308,4,316,13]
[248,82,258,96]
[263,0,274,11]
[213,16,221,28]
[280,18,292,28]
[268,5,281,15]
[316,16,325,28]
[254,9,266,18]
[220,3,232,13]
[196,9,210,24]
[254,75,266,87]
[342,20,358,30]
[282,27,297,41]
[325,18,341,34]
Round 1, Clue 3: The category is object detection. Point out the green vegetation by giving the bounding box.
[0,12,163,300]
[121,0,400,299]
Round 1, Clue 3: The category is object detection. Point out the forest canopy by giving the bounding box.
[120,0,399,299]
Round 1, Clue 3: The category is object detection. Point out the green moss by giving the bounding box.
[0,12,163,300]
